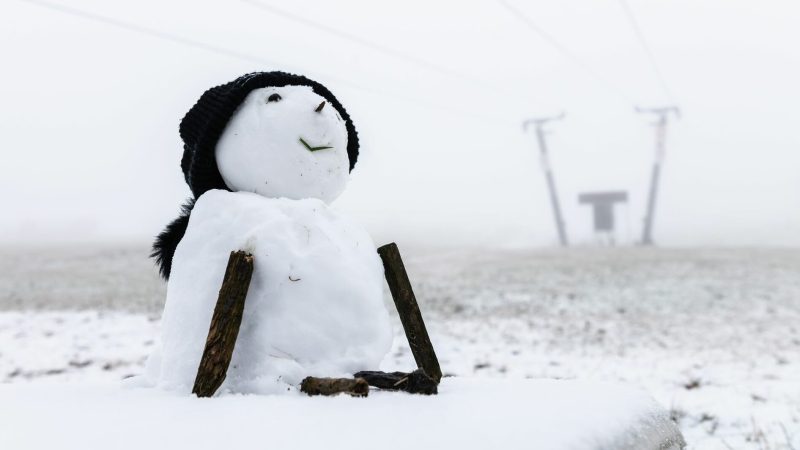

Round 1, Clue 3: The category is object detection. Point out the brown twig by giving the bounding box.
[354,369,438,395]
[192,251,254,397]
[377,243,442,383]
[300,376,369,397]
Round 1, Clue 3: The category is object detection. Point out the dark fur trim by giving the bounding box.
[151,198,196,280]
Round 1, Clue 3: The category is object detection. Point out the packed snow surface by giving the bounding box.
[1,246,798,448]
[215,85,350,203]
[0,378,683,450]
[145,190,392,393]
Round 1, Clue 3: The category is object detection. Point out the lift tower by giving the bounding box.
[637,106,679,246]
[524,113,568,246]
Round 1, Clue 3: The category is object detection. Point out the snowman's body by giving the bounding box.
[146,78,392,394]
[148,190,391,394]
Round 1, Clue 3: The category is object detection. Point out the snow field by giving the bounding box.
[1,246,798,448]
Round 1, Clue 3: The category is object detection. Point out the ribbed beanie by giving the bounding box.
[178,72,359,198]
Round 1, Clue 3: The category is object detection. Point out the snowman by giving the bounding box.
[144,72,392,394]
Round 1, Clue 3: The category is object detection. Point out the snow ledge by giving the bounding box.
[0,377,684,450]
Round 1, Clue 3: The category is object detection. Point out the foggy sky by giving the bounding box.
[2,0,798,247]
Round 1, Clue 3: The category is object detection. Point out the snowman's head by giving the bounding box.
[178,72,359,203]
[215,85,349,203]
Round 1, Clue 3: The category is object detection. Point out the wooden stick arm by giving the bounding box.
[377,243,442,383]
[192,250,254,398]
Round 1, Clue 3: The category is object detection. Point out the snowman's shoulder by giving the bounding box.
[190,190,280,222]
[193,189,259,211]
[190,191,350,230]
[195,190,327,210]
[185,192,377,262]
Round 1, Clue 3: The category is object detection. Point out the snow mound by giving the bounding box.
[145,190,392,393]
[0,378,685,450]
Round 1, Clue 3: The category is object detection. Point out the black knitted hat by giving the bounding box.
[178,71,359,198]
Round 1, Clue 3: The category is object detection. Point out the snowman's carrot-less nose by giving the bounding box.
[315,101,326,113]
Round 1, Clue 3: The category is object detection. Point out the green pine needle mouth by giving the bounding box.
[299,137,333,152]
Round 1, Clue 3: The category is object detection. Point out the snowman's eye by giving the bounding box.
[267,93,282,103]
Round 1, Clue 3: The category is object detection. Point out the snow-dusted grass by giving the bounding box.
[1,246,798,449]
[0,311,157,382]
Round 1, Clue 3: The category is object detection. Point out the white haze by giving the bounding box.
[1,0,798,247]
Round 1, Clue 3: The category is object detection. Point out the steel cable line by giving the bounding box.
[498,0,635,105]
[240,0,467,82]
[16,0,357,89]
[617,0,676,103]
[239,0,543,105]
[17,0,515,124]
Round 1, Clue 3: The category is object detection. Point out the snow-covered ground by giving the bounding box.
[0,378,682,450]
[1,245,798,449]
